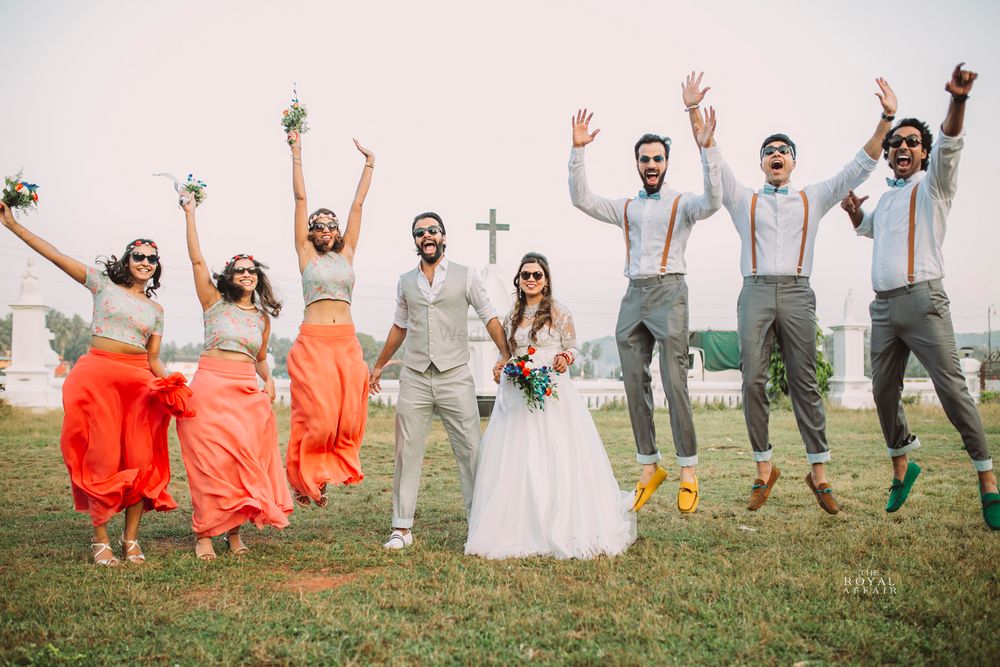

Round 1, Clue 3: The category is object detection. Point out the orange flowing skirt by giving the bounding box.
[286,323,368,502]
[60,348,177,526]
[176,356,293,536]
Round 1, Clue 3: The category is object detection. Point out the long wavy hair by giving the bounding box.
[213,254,282,317]
[508,252,554,355]
[97,238,162,298]
[308,208,345,254]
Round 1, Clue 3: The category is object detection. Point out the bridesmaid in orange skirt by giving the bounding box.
[285,129,373,507]
[175,196,293,560]
[1,201,184,566]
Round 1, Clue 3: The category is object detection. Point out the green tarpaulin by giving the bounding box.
[689,331,740,372]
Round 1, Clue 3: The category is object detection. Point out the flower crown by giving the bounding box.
[128,238,158,250]
[226,253,255,268]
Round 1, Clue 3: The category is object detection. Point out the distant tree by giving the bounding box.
[0,313,11,356]
[45,311,91,363]
[767,324,833,399]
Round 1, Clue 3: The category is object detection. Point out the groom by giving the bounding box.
[370,212,508,549]
[568,103,721,513]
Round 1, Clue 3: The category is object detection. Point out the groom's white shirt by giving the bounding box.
[393,257,496,329]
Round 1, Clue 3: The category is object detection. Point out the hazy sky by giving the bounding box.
[2,0,998,345]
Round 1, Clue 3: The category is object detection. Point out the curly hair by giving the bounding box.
[97,238,162,298]
[308,208,345,254]
[883,118,934,171]
[507,252,554,356]
[213,254,282,317]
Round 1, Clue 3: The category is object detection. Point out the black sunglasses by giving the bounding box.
[309,222,339,232]
[519,271,545,281]
[413,226,443,238]
[762,145,794,156]
[232,266,260,275]
[888,135,922,149]
[130,251,159,265]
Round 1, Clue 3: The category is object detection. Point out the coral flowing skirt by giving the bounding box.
[176,356,293,536]
[286,323,368,502]
[60,348,177,526]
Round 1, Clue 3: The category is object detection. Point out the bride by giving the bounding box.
[465,252,636,560]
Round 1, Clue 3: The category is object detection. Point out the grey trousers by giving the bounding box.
[615,274,697,466]
[737,276,830,464]
[870,279,992,471]
[392,364,482,529]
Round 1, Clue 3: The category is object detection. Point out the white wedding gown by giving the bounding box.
[465,303,636,560]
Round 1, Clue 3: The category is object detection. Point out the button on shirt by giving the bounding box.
[393,258,498,329]
[719,147,878,277]
[568,146,722,278]
[855,129,962,292]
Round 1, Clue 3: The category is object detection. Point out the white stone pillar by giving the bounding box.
[2,259,63,409]
[960,355,982,404]
[829,289,874,409]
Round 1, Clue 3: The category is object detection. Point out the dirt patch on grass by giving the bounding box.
[275,566,381,593]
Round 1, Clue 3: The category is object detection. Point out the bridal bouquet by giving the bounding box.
[281,86,309,144]
[2,172,40,211]
[153,172,208,207]
[502,346,559,411]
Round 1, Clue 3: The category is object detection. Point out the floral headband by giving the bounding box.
[127,238,158,250]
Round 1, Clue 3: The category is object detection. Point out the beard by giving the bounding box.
[416,241,446,264]
[640,170,665,195]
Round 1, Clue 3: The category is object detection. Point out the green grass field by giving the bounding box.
[1,400,998,665]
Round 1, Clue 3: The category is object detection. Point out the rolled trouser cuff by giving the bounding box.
[887,436,921,458]
[973,458,994,472]
[637,451,662,464]
[392,517,414,529]
[752,446,774,462]
[676,454,698,467]
[807,451,832,464]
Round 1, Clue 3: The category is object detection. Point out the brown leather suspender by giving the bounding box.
[907,183,919,284]
[623,195,682,275]
[749,190,810,276]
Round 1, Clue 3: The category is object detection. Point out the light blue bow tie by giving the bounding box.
[762,184,789,195]
[886,177,908,188]
[637,190,660,200]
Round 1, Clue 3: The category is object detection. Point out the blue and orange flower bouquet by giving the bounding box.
[502,346,559,411]
[2,172,40,212]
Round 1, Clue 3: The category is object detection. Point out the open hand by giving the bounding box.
[945,62,977,96]
[875,77,897,116]
[354,138,374,163]
[695,106,717,148]
[572,109,601,148]
[681,71,711,108]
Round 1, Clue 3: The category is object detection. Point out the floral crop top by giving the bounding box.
[86,266,163,348]
[302,252,354,306]
[202,299,266,359]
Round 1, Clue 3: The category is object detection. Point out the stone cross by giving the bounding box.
[475,208,509,265]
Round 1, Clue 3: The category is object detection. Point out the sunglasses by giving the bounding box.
[309,222,339,232]
[413,226,443,238]
[519,271,545,281]
[638,155,666,164]
[762,145,794,156]
[129,251,159,265]
[232,266,260,275]
[887,135,922,149]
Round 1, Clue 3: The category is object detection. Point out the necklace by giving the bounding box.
[523,303,540,318]
[235,301,257,311]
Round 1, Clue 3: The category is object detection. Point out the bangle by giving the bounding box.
[952,93,969,103]
[365,163,374,169]
[881,112,895,122]
[684,104,700,112]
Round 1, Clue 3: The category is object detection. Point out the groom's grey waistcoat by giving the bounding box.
[400,262,470,373]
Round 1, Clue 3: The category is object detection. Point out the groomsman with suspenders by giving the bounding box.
[841,63,998,530]
[568,101,720,514]
[684,72,897,513]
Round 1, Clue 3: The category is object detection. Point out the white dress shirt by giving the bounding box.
[393,257,497,329]
[855,129,962,292]
[568,146,721,278]
[720,147,878,277]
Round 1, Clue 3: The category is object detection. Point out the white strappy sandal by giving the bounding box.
[119,534,146,564]
[91,542,120,567]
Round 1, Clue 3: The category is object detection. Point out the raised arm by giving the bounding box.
[289,130,313,263]
[682,71,712,148]
[685,106,722,220]
[942,62,976,138]
[0,201,87,284]
[180,197,221,310]
[925,63,977,201]
[568,109,621,225]
[341,139,374,259]
[862,77,898,160]
[256,315,276,403]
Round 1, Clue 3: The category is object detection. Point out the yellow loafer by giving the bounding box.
[631,466,668,511]
[678,477,699,514]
